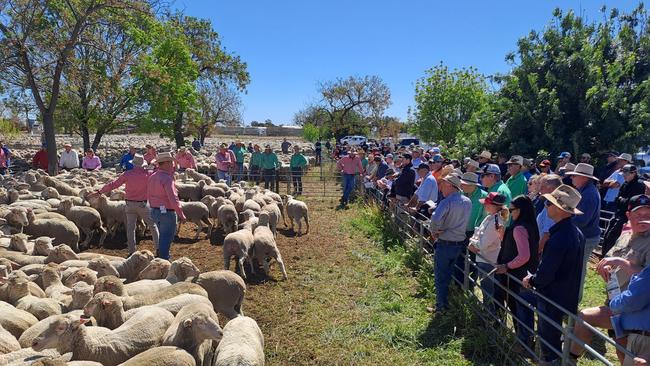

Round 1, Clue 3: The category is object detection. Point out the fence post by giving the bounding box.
[462,252,470,291]
[560,317,575,366]
[418,221,425,251]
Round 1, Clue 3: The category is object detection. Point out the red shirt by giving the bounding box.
[176,152,196,169]
[144,151,157,165]
[32,150,49,170]
[147,169,182,214]
[99,167,152,201]
[215,151,233,172]
[337,155,363,175]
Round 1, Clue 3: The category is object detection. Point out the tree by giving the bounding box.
[191,80,243,144]
[0,0,149,174]
[374,116,403,138]
[412,64,492,146]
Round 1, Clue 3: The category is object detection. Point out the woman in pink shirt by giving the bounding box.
[175,146,196,170]
[81,149,102,171]
[215,143,233,185]
[144,144,157,165]
[147,152,186,259]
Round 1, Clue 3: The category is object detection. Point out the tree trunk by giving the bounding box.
[173,109,185,148]
[42,112,58,176]
[91,129,105,152]
[81,123,91,152]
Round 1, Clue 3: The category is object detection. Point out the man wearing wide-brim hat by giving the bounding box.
[602,153,634,212]
[505,155,527,198]
[59,142,79,171]
[518,184,585,364]
[566,163,603,296]
[427,172,472,313]
[478,150,492,168]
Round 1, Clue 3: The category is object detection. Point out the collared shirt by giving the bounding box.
[232,146,247,163]
[215,152,233,172]
[610,230,650,287]
[471,213,504,263]
[610,265,650,338]
[82,156,101,170]
[176,152,196,169]
[250,151,262,167]
[465,187,488,231]
[376,162,389,180]
[337,155,363,175]
[573,182,602,238]
[260,152,280,170]
[144,151,157,165]
[488,181,512,207]
[529,217,585,312]
[393,163,416,198]
[290,153,308,168]
[99,167,152,201]
[429,191,472,242]
[120,152,134,171]
[604,170,625,202]
[506,172,528,198]
[536,207,554,236]
[147,169,182,213]
[59,150,79,169]
[416,173,438,203]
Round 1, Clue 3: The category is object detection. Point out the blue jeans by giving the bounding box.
[342,174,356,203]
[216,170,231,186]
[476,262,495,314]
[516,290,565,362]
[150,208,177,260]
[433,241,464,309]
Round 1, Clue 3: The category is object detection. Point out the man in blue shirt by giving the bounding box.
[518,184,585,363]
[407,163,438,214]
[192,138,202,151]
[119,146,137,171]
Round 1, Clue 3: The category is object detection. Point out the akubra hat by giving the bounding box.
[565,163,598,181]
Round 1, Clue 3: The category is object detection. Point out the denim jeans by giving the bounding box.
[342,174,356,203]
[476,262,495,314]
[235,162,244,182]
[216,170,231,186]
[579,236,600,301]
[291,167,303,193]
[433,242,464,309]
[263,169,276,191]
[150,208,177,260]
[516,290,565,362]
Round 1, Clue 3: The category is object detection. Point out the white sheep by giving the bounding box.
[40,187,60,200]
[213,316,265,366]
[216,200,238,235]
[58,198,107,249]
[222,228,255,279]
[162,302,223,366]
[121,282,209,310]
[18,309,87,349]
[6,270,63,320]
[87,256,121,278]
[178,201,213,240]
[93,275,127,296]
[41,175,80,196]
[253,212,288,280]
[63,267,98,288]
[45,244,80,264]
[283,194,310,235]
[24,213,81,252]
[41,264,72,303]
[0,323,20,355]
[61,282,95,311]
[117,346,195,366]
[192,270,246,319]
[109,250,154,283]
[87,194,126,239]
[261,202,281,237]
[135,258,171,280]
[0,300,39,339]
[0,347,61,366]
[31,308,174,366]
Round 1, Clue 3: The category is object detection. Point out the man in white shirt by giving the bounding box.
[59,143,79,170]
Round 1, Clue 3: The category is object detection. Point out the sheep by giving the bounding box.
[41,264,72,303]
[283,194,310,235]
[63,267,98,287]
[238,209,259,231]
[41,175,80,196]
[188,169,215,185]
[62,282,95,311]
[87,256,120,278]
[216,200,238,235]
[137,257,199,286]
[78,251,125,261]
[0,248,45,267]
[162,303,223,366]
[31,308,175,366]
[124,278,172,296]
[242,199,262,213]
[178,201,213,240]
[199,180,224,198]
[45,244,80,264]
[1,206,29,230]
[176,182,202,202]
[86,194,126,238]
[0,323,20,355]
[136,258,171,280]
[33,236,55,256]
[190,270,246,319]
[0,300,39,339]
[222,228,255,279]
[0,264,47,300]
[253,212,288,280]
[117,346,195,366]
[58,198,107,249]
[24,214,81,252]
[6,270,63,320]
[0,347,61,366]
[18,310,87,349]
[32,357,103,366]
[111,249,154,283]
[261,202,281,237]
[40,187,60,200]
[213,316,264,366]
[121,282,209,310]
[7,233,30,252]
[34,212,68,221]
[94,275,127,296]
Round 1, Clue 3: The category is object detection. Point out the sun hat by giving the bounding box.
[130,154,146,167]
[617,153,633,163]
[565,163,599,181]
[479,150,492,160]
[480,192,507,207]
[441,173,462,190]
[507,155,524,165]
[466,159,479,169]
[563,163,576,172]
[155,152,174,164]
[460,172,480,186]
[542,184,583,215]
[628,195,650,212]
[482,164,501,175]
[557,152,572,159]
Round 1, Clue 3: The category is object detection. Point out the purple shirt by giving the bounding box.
[82,156,102,170]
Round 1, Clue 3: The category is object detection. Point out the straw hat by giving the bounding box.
[155,152,174,164]
[565,163,598,181]
[479,150,492,160]
[542,184,583,215]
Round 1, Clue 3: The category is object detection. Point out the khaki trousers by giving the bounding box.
[125,201,159,254]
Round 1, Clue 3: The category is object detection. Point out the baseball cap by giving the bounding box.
[507,155,524,165]
[417,163,430,170]
[628,194,650,212]
[482,164,501,175]
[539,159,551,167]
[432,147,441,154]
[402,153,412,160]
[480,192,507,207]
[557,152,571,159]
[429,155,444,163]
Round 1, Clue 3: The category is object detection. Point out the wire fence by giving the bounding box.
[365,187,634,366]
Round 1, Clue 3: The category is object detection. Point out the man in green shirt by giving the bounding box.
[231,140,248,181]
[260,144,281,191]
[505,155,528,198]
[480,164,512,206]
[249,144,262,184]
[290,146,308,194]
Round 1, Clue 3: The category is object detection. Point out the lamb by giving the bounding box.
[45,244,80,264]
[0,268,46,301]
[18,310,87,349]
[124,278,172,296]
[216,199,238,235]
[178,201,213,240]
[121,282,209,310]
[162,303,223,366]
[1,206,29,230]
[6,270,63,320]
[0,300,39,339]
[0,323,20,355]
[7,233,30,253]
[58,198,107,249]
[0,347,61,366]
[63,267,98,287]
[188,168,215,185]
[41,264,72,303]
[117,346,195,366]
[31,308,174,366]
[253,212,288,280]
[238,209,259,231]
[242,199,262,213]
[87,194,126,238]
[283,194,310,235]
[24,214,81,252]
[213,316,265,366]
[135,258,171,280]
[223,228,255,279]
[94,275,127,296]
[190,270,246,319]
[33,236,55,256]
[87,256,121,278]
[111,249,154,283]
[62,282,95,311]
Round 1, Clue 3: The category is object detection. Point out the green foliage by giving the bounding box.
[0,119,20,138]
[302,123,330,142]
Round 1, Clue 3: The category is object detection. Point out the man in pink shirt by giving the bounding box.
[144,144,157,165]
[81,149,101,171]
[336,149,364,205]
[92,154,159,256]
[215,143,234,185]
[147,152,186,259]
[175,146,196,171]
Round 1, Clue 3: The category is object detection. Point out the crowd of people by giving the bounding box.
[333,143,650,366]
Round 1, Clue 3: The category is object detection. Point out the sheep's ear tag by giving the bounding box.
[183,318,193,328]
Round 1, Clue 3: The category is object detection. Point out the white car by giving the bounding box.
[340,135,367,146]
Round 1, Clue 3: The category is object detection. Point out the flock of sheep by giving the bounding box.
[0,163,312,366]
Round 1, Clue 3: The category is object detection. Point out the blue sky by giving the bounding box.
[176,0,640,126]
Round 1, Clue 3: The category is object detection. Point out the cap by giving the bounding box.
[429,155,444,163]
[460,172,480,186]
[539,159,551,167]
[621,164,637,174]
[557,152,571,159]
[628,194,650,212]
[402,153,412,160]
[417,163,430,170]
[480,192,507,206]
[466,159,479,168]
[482,164,501,175]
[432,147,441,154]
[606,151,620,157]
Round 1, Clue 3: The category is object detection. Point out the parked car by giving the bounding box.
[340,135,367,146]
[635,148,650,166]
[399,138,420,146]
